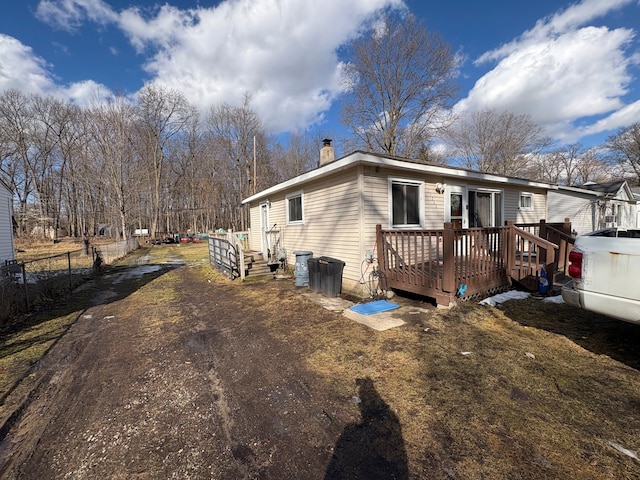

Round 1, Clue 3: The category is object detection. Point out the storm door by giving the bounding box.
[446,186,467,229]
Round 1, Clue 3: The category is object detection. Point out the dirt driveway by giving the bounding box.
[1,244,639,479]
[0,252,412,479]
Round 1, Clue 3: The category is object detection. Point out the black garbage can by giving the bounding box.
[318,256,345,297]
[293,250,313,286]
[307,257,321,292]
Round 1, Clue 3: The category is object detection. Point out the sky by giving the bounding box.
[0,0,639,151]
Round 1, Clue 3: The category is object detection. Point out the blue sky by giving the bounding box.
[1,0,639,149]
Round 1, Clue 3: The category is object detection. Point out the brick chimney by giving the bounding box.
[319,138,334,167]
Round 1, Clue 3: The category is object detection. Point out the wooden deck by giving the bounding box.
[376,220,574,306]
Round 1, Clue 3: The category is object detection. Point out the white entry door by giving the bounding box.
[445,185,468,229]
[259,202,270,254]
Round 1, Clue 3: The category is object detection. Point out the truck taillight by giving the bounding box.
[568,250,582,279]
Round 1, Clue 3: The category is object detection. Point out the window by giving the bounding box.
[286,192,303,224]
[390,179,422,227]
[519,192,533,211]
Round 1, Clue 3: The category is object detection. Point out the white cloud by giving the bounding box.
[456,0,639,143]
[115,0,405,132]
[60,80,113,107]
[0,34,56,94]
[36,0,118,31]
[579,99,640,136]
[30,0,405,133]
[0,34,111,107]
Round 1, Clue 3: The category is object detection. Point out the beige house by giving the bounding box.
[547,180,638,236]
[242,146,554,297]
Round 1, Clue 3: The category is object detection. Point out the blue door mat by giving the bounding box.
[350,300,400,316]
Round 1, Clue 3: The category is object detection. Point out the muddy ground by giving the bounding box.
[0,255,410,479]
[0,245,639,479]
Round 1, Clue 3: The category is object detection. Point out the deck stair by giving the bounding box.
[244,251,282,278]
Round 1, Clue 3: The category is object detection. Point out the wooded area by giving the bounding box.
[0,86,319,240]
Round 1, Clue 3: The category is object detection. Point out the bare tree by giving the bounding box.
[270,131,321,184]
[606,122,640,185]
[447,109,552,177]
[341,12,457,158]
[88,96,140,240]
[523,143,611,185]
[571,148,612,185]
[135,85,196,238]
[206,96,266,230]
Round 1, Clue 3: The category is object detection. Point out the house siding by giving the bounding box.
[244,152,553,297]
[0,182,15,264]
[547,190,595,235]
[504,189,547,225]
[547,184,638,235]
[252,169,364,292]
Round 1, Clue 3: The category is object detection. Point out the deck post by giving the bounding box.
[375,225,387,290]
[506,221,515,277]
[539,219,547,240]
[442,223,455,296]
[539,220,547,264]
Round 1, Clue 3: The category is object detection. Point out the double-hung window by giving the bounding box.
[286,192,303,224]
[519,192,533,211]
[390,179,422,227]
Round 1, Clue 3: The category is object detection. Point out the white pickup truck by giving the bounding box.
[562,228,640,324]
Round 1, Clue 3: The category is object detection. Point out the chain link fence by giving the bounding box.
[1,238,139,323]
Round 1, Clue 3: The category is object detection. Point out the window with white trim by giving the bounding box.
[286,192,304,224]
[390,179,422,227]
[519,192,533,211]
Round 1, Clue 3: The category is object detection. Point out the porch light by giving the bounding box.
[435,183,446,194]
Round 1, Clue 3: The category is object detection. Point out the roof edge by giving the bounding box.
[242,150,556,204]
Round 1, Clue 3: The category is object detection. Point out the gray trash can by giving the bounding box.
[318,256,345,297]
[293,250,313,286]
[307,257,321,292]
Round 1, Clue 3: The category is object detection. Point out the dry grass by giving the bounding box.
[14,237,112,262]
[244,284,640,479]
[0,312,79,404]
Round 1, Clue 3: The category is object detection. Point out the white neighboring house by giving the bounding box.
[0,177,15,265]
[547,180,638,236]
[632,186,640,227]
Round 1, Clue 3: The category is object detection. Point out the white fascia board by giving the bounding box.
[366,154,556,189]
[242,153,360,204]
[242,151,556,204]
[555,185,604,197]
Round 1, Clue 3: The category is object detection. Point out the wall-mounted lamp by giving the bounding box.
[435,183,447,194]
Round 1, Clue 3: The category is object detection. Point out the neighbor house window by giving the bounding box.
[286,192,303,224]
[390,179,422,227]
[519,192,533,211]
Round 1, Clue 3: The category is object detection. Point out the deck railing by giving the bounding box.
[376,220,572,306]
[506,222,557,290]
